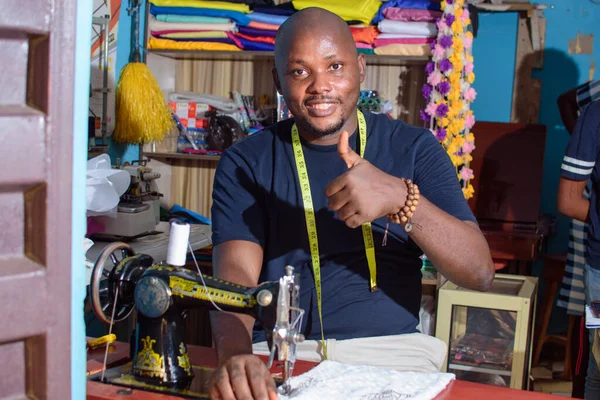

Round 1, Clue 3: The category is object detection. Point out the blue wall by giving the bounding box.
[72,0,93,398]
[472,1,600,255]
[471,12,518,123]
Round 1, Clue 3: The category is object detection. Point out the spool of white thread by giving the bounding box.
[166,220,190,266]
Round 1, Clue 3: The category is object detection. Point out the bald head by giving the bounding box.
[274,7,357,72]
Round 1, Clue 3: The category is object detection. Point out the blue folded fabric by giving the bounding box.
[149,4,251,26]
[372,0,442,24]
[169,204,211,225]
[247,11,287,25]
[238,37,275,51]
[237,25,277,38]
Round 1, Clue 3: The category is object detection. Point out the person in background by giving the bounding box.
[207,7,494,400]
[557,78,600,399]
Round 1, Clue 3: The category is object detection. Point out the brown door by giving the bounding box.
[0,0,77,397]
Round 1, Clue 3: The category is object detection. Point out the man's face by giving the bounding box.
[274,31,366,137]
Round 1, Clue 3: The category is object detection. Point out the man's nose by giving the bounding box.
[307,71,332,94]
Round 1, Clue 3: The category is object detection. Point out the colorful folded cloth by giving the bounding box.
[238,25,277,38]
[251,3,296,16]
[248,21,280,31]
[247,11,288,25]
[373,43,431,56]
[357,48,375,55]
[355,42,373,49]
[349,26,379,44]
[376,33,436,39]
[292,0,381,25]
[238,37,275,51]
[149,0,250,13]
[150,5,251,26]
[373,37,434,47]
[382,7,443,22]
[155,14,231,24]
[377,19,437,36]
[373,0,442,24]
[155,36,237,45]
[152,30,229,38]
[148,36,241,51]
[234,32,275,44]
[149,16,237,32]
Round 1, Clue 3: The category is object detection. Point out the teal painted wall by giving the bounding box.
[73,0,93,398]
[471,12,519,123]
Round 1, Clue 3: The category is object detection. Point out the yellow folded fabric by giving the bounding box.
[373,44,431,56]
[149,0,250,13]
[291,0,380,25]
[148,36,241,51]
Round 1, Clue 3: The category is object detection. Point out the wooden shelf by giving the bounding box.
[145,152,221,162]
[148,49,430,66]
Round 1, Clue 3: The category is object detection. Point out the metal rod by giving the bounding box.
[101,14,109,146]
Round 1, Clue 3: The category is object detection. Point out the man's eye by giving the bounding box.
[293,69,306,76]
[331,63,342,71]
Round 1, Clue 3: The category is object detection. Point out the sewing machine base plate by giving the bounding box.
[88,362,284,399]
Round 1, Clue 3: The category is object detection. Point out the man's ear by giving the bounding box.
[272,67,282,94]
[357,54,366,84]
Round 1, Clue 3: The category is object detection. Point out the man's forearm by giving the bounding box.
[210,312,256,365]
[407,195,494,291]
[559,198,590,223]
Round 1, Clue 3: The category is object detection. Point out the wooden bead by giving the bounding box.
[413,200,419,206]
[410,205,417,212]
[400,215,408,223]
[406,200,413,207]
[402,206,410,213]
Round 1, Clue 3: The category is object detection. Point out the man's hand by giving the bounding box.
[325,130,405,228]
[208,354,279,400]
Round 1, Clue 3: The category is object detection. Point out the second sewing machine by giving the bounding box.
[96,160,162,239]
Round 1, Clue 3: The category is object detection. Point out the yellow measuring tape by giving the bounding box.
[291,110,377,360]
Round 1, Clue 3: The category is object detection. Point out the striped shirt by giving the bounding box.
[557,82,599,314]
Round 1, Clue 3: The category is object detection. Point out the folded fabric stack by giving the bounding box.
[292,0,381,54]
[371,0,441,56]
[147,0,296,52]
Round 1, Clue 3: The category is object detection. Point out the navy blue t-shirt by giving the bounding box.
[211,111,476,342]
[561,101,600,269]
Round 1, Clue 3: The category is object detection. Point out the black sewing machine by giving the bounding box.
[87,224,305,398]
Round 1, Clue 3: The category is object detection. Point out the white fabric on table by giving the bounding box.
[278,360,455,400]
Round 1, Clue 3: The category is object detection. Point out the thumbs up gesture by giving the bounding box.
[325,131,407,228]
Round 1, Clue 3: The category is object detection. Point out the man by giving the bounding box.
[557,89,600,399]
[208,7,494,400]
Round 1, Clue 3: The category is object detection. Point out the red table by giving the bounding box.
[86,341,568,400]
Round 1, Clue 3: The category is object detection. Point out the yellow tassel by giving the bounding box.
[113,62,174,144]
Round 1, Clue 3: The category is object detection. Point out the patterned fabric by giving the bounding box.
[557,79,599,315]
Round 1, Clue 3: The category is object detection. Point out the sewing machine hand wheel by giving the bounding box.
[89,242,137,325]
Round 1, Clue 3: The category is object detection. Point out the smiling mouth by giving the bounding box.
[306,103,338,110]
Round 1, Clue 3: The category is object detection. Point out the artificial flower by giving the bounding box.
[438,81,451,95]
[462,184,474,199]
[435,127,447,141]
[427,70,443,86]
[464,113,475,129]
[425,102,438,116]
[437,19,449,31]
[440,35,453,48]
[439,59,453,73]
[422,84,433,99]
[451,20,464,35]
[436,103,449,117]
[464,87,477,102]
[464,61,474,74]
[425,62,435,74]
[462,141,475,154]
[466,72,475,84]
[432,44,446,60]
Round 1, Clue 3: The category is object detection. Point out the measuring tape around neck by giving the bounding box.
[291,110,377,359]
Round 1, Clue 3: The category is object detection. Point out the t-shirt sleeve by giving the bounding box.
[561,102,600,182]
[413,131,477,223]
[210,149,266,247]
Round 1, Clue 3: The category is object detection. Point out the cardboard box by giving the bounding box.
[169,102,210,129]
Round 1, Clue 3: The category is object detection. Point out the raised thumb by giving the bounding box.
[338,130,362,169]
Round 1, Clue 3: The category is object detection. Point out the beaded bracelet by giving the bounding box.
[382,178,420,246]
